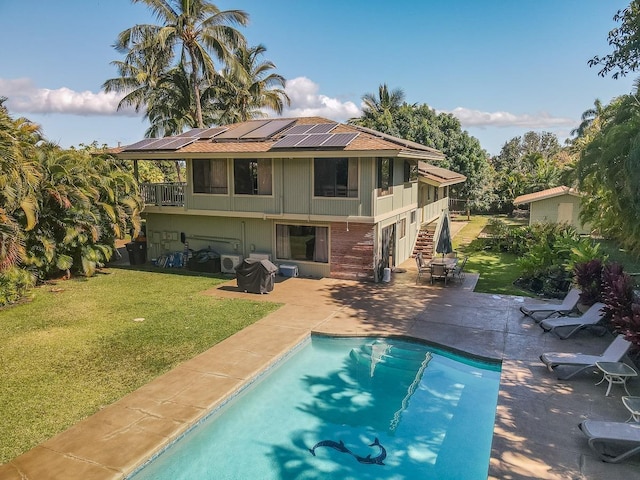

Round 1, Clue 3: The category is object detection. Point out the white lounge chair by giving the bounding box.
[579,419,640,463]
[540,334,631,379]
[519,288,581,322]
[539,302,607,339]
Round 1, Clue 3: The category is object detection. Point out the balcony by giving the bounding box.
[140,182,185,207]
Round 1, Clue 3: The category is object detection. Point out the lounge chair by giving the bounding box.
[540,334,631,379]
[539,302,607,339]
[579,419,640,463]
[519,288,581,322]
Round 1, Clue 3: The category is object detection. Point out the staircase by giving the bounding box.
[412,223,436,260]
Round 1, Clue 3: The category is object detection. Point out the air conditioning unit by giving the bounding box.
[249,252,271,261]
[221,254,243,273]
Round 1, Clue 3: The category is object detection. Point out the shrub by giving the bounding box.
[574,259,603,306]
[0,267,36,307]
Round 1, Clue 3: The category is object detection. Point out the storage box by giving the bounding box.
[279,264,299,277]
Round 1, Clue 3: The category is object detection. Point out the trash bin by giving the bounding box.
[235,258,278,293]
[125,241,147,265]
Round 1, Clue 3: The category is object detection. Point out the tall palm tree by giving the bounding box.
[571,98,604,138]
[212,44,289,124]
[361,83,406,120]
[119,0,249,128]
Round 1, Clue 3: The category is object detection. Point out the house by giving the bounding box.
[113,117,466,281]
[514,186,591,235]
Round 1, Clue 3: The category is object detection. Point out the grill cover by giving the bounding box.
[235,258,278,294]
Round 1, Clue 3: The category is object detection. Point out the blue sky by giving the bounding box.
[1,0,636,155]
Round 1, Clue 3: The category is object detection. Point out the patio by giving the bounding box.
[1,259,639,479]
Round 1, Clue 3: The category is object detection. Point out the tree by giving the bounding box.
[0,98,41,272]
[116,0,249,128]
[576,80,640,253]
[350,94,492,210]
[212,44,289,124]
[589,1,640,79]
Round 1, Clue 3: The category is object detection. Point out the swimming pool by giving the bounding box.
[129,336,501,479]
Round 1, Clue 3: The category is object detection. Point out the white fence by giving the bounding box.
[140,182,185,206]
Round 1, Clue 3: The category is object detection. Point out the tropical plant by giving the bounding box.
[212,44,289,124]
[114,0,249,129]
[589,1,640,79]
[573,259,604,306]
[576,79,640,254]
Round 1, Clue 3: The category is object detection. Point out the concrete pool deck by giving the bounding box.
[1,261,640,479]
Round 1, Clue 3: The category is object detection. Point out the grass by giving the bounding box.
[452,215,535,297]
[0,268,280,463]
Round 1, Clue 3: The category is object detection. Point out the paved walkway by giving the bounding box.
[1,258,640,479]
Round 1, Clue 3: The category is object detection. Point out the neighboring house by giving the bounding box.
[113,117,466,281]
[514,186,591,235]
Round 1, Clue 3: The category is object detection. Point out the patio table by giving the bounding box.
[595,361,637,396]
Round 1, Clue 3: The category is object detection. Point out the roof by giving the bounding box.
[418,162,467,187]
[514,186,583,205]
[112,117,446,162]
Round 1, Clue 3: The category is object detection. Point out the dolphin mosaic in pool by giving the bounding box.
[308,437,386,465]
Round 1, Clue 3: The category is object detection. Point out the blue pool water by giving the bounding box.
[129,336,501,480]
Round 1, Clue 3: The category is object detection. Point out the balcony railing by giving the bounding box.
[140,182,185,207]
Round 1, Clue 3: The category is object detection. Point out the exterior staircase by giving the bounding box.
[412,223,436,260]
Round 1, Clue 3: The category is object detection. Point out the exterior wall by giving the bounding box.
[329,222,375,281]
[529,194,591,234]
[143,212,334,278]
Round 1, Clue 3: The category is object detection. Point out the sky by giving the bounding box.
[1,0,637,156]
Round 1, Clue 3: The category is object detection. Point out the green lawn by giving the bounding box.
[0,268,280,463]
[453,215,533,297]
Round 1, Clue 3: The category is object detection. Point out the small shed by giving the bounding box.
[514,186,591,235]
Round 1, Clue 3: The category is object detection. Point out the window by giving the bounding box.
[234,159,272,195]
[404,160,418,183]
[410,210,417,224]
[399,218,406,239]
[276,224,328,263]
[377,158,393,196]
[192,159,228,194]
[314,158,358,197]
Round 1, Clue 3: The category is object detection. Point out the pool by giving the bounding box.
[129,336,501,479]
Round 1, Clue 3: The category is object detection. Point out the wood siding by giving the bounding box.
[529,194,591,234]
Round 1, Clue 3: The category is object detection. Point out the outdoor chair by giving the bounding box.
[450,256,468,283]
[430,263,448,285]
[539,334,631,379]
[579,419,640,463]
[415,253,429,284]
[539,302,607,339]
[519,288,581,322]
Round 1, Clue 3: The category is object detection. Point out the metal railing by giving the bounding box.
[140,182,185,206]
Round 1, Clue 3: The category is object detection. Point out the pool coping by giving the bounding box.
[1,263,640,479]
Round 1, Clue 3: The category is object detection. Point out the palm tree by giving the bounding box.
[0,98,41,271]
[212,44,289,124]
[571,98,604,138]
[119,0,249,128]
[361,83,406,120]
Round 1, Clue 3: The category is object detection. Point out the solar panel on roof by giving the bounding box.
[306,123,337,134]
[197,126,228,139]
[242,119,296,139]
[271,134,308,148]
[295,133,334,147]
[176,128,205,137]
[123,138,162,151]
[150,137,197,150]
[320,133,359,147]
[282,124,315,135]
[216,120,270,139]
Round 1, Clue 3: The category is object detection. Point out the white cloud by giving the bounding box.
[282,77,361,121]
[0,78,137,116]
[444,106,575,129]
